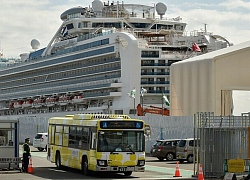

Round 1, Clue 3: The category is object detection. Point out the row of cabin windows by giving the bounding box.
[1,73,121,96]
[0,42,112,76]
[1,55,118,83]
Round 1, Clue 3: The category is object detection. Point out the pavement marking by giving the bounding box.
[48,168,66,173]
[146,165,194,177]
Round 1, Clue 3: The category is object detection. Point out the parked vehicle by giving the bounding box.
[176,138,200,163]
[150,139,180,161]
[33,132,48,151]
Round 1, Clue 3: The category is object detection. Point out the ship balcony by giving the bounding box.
[81,91,121,99]
[141,81,170,85]
[110,82,122,88]
[160,52,188,59]
[141,72,170,76]
[109,92,122,97]
[141,63,170,66]
[146,90,170,94]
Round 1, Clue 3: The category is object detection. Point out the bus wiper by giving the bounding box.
[110,143,121,154]
[127,145,135,154]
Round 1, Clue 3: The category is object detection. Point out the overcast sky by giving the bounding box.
[0,0,250,115]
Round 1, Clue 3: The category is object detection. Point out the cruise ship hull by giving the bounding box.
[0,0,231,117]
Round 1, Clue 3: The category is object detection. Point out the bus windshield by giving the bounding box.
[97,130,145,152]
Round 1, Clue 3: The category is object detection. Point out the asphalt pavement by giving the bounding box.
[0,145,200,180]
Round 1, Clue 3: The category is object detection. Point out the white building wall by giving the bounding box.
[170,41,250,116]
[170,59,214,116]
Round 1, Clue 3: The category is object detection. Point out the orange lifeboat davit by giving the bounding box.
[33,97,45,108]
[22,99,33,108]
[13,101,23,108]
[45,97,58,107]
[72,95,84,104]
[58,95,72,106]
[9,102,14,109]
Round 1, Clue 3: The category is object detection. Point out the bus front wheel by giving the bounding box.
[124,171,132,176]
[82,157,90,176]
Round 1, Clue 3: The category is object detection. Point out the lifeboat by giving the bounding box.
[13,101,23,108]
[33,98,45,108]
[72,95,84,103]
[58,95,72,106]
[45,97,58,107]
[22,99,33,108]
[9,102,14,109]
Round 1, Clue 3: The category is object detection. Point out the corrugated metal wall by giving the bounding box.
[1,114,194,154]
[2,112,250,177]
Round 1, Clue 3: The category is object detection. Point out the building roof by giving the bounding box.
[174,40,250,64]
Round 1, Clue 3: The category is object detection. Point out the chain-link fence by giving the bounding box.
[196,112,250,178]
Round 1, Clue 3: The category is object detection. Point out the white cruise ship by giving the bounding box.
[0,0,231,117]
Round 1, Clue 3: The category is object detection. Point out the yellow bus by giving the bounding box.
[47,114,148,176]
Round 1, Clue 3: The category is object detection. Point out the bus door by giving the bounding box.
[89,127,97,167]
[48,125,55,162]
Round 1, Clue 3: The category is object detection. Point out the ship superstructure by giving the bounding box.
[0,0,231,116]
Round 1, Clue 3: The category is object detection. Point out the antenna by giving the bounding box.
[204,24,207,34]
[0,41,2,57]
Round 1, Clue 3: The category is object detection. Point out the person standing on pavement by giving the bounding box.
[22,138,31,173]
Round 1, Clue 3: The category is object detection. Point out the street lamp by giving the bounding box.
[140,87,147,115]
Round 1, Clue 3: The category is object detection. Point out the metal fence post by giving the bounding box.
[223,159,228,176]
[248,159,250,175]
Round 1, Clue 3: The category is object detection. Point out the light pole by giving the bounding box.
[140,87,147,116]
[133,97,135,116]
[162,87,164,116]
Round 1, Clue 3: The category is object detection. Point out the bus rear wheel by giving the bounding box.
[56,152,62,169]
[82,157,90,176]
[124,171,132,176]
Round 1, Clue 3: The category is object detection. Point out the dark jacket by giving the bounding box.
[23,143,31,156]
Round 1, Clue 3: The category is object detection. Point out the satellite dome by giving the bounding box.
[156,2,167,16]
[31,39,40,50]
[92,0,104,12]
[20,53,30,61]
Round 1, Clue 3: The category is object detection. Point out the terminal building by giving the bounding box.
[170,41,250,116]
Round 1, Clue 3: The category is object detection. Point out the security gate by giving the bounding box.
[196,112,250,178]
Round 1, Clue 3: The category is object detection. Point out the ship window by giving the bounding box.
[115,110,123,114]
[83,22,88,27]
[66,23,74,30]
[129,109,136,115]
[78,22,82,28]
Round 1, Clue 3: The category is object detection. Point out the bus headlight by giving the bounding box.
[137,160,145,166]
[97,160,107,166]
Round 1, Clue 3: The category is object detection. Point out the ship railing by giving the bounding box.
[1,57,120,83]
[1,73,120,95]
[77,30,113,43]
[0,31,114,71]
[0,78,120,100]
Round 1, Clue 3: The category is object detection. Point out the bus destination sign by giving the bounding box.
[100,121,143,129]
